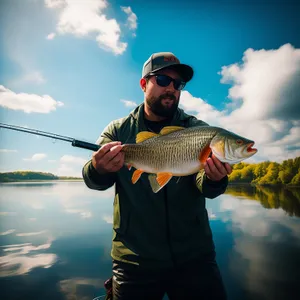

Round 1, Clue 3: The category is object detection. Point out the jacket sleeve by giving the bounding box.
[195,170,228,199]
[82,121,118,191]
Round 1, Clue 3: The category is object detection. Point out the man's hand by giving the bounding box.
[92,141,125,174]
[204,154,232,182]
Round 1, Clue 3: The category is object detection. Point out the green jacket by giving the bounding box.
[82,103,228,269]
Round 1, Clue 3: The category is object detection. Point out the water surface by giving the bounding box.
[1,182,299,300]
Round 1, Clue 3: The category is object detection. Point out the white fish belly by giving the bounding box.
[132,158,201,176]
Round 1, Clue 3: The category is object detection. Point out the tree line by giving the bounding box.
[225,184,300,217]
[0,171,82,182]
[228,156,300,186]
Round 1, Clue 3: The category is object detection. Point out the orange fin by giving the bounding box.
[199,145,212,168]
[132,169,144,184]
[156,172,173,188]
[136,131,159,143]
[160,126,185,135]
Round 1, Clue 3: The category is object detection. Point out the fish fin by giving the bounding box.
[148,174,163,193]
[156,172,173,189]
[136,131,159,143]
[159,126,185,135]
[199,145,212,167]
[132,169,144,184]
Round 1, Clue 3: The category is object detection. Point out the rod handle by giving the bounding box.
[72,139,100,151]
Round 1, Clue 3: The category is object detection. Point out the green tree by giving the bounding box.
[278,169,294,184]
[258,162,280,185]
[290,170,300,185]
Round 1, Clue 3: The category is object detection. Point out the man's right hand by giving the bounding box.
[92,141,125,174]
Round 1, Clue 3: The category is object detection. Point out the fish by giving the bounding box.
[121,125,257,193]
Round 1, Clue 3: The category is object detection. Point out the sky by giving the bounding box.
[0,0,300,177]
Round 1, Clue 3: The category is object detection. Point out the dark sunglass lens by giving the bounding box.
[155,75,185,90]
[173,80,185,90]
[156,75,172,87]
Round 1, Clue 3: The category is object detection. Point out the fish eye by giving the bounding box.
[236,139,243,145]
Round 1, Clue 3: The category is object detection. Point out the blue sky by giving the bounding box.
[0,0,299,176]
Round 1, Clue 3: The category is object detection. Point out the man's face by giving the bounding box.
[143,68,183,118]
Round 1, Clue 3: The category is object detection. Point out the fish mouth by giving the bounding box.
[246,142,257,153]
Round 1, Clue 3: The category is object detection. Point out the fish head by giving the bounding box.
[210,129,257,164]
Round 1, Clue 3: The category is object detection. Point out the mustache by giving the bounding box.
[158,93,176,101]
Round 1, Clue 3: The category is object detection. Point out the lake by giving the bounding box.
[1,182,300,300]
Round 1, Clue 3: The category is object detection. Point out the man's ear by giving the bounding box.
[140,78,147,92]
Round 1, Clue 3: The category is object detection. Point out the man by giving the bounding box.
[82,52,232,300]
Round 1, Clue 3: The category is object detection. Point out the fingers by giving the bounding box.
[224,163,232,174]
[105,152,125,172]
[204,154,232,181]
[92,141,125,174]
[97,142,122,159]
[206,155,227,176]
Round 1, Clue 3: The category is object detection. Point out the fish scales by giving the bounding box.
[121,125,257,193]
[123,126,221,174]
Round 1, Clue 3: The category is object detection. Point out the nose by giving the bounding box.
[165,81,176,92]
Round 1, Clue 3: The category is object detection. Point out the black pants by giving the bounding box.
[112,253,227,300]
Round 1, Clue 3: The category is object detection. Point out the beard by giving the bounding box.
[146,93,179,118]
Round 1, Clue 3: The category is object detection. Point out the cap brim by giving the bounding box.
[151,63,194,82]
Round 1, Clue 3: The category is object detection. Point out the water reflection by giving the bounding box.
[225,184,300,217]
[0,182,300,300]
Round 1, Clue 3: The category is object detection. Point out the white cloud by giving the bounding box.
[181,43,300,163]
[65,208,92,219]
[16,230,46,237]
[55,155,87,177]
[180,91,224,126]
[103,214,113,224]
[60,155,87,165]
[9,71,46,86]
[121,99,138,108]
[0,149,18,153]
[45,0,129,55]
[121,6,137,32]
[0,229,16,236]
[23,153,47,161]
[22,71,45,84]
[0,85,64,113]
[57,164,78,177]
[0,240,56,277]
[45,0,65,8]
[46,32,56,40]
[220,43,300,121]
[0,253,56,277]
[0,212,17,216]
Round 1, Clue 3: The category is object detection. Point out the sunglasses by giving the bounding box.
[148,74,186,91]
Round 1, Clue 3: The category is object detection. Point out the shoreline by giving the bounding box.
[0,179,83,183]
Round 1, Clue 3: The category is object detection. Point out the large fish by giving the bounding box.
[122,126,257,193]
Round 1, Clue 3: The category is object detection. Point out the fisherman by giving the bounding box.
[82,52,232,300]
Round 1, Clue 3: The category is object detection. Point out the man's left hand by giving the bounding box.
[204,154,232,182]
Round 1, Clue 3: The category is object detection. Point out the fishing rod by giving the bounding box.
[0,123,100,152]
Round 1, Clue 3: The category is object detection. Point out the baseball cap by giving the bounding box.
[142,52,194,82]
